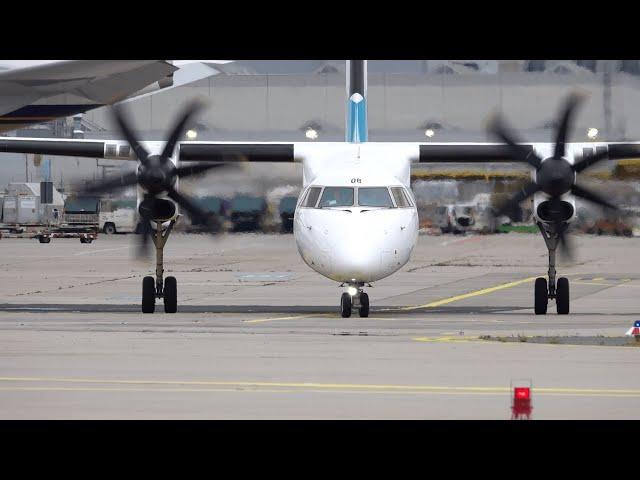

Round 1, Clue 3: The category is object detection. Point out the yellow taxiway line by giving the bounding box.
[1,376,639,397]
[399,276,538,311]
[238,274,631,322]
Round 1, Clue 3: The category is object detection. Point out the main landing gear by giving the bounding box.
[534,221,570,315]
[141,219,178,314]
[340,283,369,318]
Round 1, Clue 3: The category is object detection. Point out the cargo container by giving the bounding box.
[1,183,64,226]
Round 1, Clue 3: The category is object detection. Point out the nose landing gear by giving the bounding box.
[141,218,178,314]
[340,283,369,318]
[535,221,570,315]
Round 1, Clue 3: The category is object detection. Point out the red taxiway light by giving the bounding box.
[511,382,533,420]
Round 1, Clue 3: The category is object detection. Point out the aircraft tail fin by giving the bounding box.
[346,60,368,143]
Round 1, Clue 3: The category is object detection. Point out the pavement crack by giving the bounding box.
[12,274,140,297]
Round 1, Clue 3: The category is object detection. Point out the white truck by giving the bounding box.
[98,200,137,234]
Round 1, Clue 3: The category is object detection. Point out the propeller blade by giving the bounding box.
[135,217,153,260]
[82,172,139,194]
[571,184,618,210]
[495,182,541,218]
[175,163,231,178]
[557,227,574,262]
[112,104,150,164]
[488,114,542,169]
[549,198,574,261]
[573,149,609,173]
[166,187,217,231]
[161,100,206,159]
[553,93,584,159]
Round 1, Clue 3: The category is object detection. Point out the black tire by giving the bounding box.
[556,277,570,315]
[164,276,177,314]
[340,292,352,318]
[359,292,369,318]
[103,223,116,235]
[534,277,548,315]
[142,276,155,314]
[38,237,51,244]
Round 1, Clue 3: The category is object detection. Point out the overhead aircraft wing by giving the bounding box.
[0,60,177,130]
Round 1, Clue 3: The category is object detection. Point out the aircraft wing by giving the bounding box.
[414,142,640,163]
[0,60,177,131]
[0,138,300,163]
[3,138,640,164]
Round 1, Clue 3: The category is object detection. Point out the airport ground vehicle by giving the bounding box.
[35,226,97,243]
[434,205,475,234]
[99,200,137,234]
[230,196,267,232]
[279,196,297,233]
[190,196,226,232]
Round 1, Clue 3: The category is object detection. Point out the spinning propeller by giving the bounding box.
[490,93,618,258]
[84,100,229,257]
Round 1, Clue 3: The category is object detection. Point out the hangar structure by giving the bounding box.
[75,59,640,143]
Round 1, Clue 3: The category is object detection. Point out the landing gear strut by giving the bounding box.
[340,283,369,318]
[535,221,570,315]
[141,218,178,314]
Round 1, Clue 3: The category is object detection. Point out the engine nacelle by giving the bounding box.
[533,192,576,224]
[138,197,177,222]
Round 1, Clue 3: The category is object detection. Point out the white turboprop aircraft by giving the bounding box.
[1,60,639,316]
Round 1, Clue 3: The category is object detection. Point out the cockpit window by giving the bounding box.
[358,187,394,208]
[391,187,413,207]
[302,187,322,207]
[318,187,354,208]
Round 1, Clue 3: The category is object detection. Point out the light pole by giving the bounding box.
[602,60,613,140]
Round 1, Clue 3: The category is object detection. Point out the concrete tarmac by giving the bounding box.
[1,233,639,419]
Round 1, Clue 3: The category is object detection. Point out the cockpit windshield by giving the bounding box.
[358,187,394,208]
[301,186,414,209]
[318,187,354,208]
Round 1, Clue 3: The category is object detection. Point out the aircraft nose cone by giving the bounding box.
[330,215,391,281]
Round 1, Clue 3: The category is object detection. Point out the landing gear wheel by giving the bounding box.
[340,292,352,318]
[359,292,369,318]
[556,277,570,315]
[164,276,177,314]
[534,277,548,315]
[142,276,156,314]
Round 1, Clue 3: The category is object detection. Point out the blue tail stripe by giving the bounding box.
[346,94,368,143]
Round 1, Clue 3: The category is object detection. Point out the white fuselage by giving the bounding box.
[292,143,419,284]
